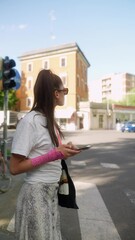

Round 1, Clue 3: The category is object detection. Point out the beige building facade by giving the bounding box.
[79,102,135,130]
[17,43,90,130]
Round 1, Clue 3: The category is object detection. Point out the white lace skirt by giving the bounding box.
[15,182,62,240]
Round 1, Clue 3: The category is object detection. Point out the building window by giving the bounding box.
[60,57,66,67]
[43,60,49,69]
[27,77,33,90]
[82,78,85,90]
[26,97,33,108]
[131,81,135,88]
[59,73,67,86]
[77,95,80,108]
[77,75,80,87]
[63,95,67,106]
[77,58,80,68]
[61,76,67,86]
[27,63,33,72]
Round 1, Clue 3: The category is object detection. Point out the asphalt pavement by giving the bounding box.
[0,175,121,240]
[1,129,135,240]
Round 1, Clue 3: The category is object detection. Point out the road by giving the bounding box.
[64,130,135,240]
[0,129,135,240]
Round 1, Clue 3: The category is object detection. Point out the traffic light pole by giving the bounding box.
[2,56,21,161]
[3,89,8,161]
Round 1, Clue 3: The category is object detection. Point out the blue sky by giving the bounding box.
[0,0,135,83]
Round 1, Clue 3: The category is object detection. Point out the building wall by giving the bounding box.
[17,44,90,112]
[89,103,135,130]
[16,43,90,130]
[89,72,135,103]
[89,79,102,102]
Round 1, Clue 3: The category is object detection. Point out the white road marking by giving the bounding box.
[101,163,120,169]
[75,181,121,240]
[8,181,122,240]
[71,160,86,166]
[124,189,135,205]
[7,214,15,232]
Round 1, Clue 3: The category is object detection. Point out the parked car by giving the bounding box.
[121,121,135,132]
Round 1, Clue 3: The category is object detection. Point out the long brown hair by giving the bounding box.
[31,69,63,146]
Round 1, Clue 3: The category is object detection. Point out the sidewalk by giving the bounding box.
[0,131,122,239]
[0,173,82,240]
[0,180,122,240]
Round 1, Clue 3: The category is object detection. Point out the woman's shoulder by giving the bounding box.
[18,111,46,127]
[27,110,47,127]
[22,110,44,120]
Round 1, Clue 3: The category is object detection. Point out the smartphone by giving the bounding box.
[76,144,93,150]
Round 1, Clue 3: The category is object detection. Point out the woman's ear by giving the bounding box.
[54,90,60,106]
[54,90,59,98]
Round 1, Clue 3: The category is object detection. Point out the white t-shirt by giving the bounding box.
[11,111,62,184]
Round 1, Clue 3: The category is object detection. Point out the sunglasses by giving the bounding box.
[55,88,68,95]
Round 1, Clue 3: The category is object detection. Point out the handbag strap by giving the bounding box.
[55,128,63,165]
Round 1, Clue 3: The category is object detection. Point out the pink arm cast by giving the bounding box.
[31,148,64,167]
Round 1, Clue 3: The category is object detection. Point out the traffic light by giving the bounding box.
[2,56,21,90]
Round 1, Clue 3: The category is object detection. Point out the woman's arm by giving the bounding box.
[10,144,80,175]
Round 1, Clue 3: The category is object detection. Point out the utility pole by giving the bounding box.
[3,90,8,161]
[106,83,110,129]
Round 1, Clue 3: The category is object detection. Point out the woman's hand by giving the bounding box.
[57,144,80,159]
[67,141,79,150]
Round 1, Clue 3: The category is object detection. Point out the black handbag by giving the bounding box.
[58,159,79,209]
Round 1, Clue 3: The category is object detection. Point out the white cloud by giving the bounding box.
[18,24,27,30]
[49,10,56,21]
[0,24,28,31]
[51,35,56,40]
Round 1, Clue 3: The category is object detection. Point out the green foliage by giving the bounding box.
[102,89,135,107]
[119,88,135,106]
[7,149,11,157]
[0,90,19,110]
[8,90,19,110]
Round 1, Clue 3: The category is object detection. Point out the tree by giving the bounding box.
[102,88,135,107]
[118,88,135,106]
[0,90,19,110]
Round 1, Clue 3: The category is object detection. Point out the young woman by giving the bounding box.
[10,69,80,240]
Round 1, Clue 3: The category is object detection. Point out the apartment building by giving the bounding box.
[89,72,135,103]
[88,73,135,130]
[17,42,90,130]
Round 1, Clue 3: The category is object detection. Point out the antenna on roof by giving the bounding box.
[49,10,56,41]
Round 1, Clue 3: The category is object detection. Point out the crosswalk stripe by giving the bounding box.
[7,214,15,232]
[71,160,86,166]
[124,189,135,205]
[75,181,121,240]
[101,163,120,169]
